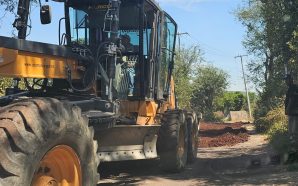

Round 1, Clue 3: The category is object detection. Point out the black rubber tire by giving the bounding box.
[187,111,199,163]
[0,98,99,186]
[158,110,188,172]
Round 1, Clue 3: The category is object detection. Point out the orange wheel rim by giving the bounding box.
[32,145,82,186]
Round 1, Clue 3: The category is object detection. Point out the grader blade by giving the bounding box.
[95,125,160,162]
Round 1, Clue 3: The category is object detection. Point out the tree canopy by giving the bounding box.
[0,0,18,13]
[236,1,298,103]
[174,45,230,121]
[191,65,229,120]
[236,0,298,132]
[173,45,204,109]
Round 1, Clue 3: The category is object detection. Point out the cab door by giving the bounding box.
[156,12,177,100]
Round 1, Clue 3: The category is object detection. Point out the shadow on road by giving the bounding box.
[97,151,298,185]
[97,132,298,186]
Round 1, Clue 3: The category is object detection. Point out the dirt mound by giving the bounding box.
[199,122,249,148]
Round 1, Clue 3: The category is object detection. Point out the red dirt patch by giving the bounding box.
[199,122,249,148]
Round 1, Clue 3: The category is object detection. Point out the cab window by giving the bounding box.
[159,14,177,95]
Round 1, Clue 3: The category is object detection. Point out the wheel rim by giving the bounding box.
[32,145,82,186]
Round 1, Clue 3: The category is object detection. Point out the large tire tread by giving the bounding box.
[0,98,99,186]
[158,110,188,172]
[187,111,199,164]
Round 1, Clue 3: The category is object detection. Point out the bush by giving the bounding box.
[259,103,290,154]
[254,96,285,132]
[258,102,287,134]
[268,121,290,154]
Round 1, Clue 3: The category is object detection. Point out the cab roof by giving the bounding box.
[66,0,161,10]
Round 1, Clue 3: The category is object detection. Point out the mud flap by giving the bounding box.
[94,125,160,162]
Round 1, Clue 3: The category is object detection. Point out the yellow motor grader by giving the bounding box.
[0,0,200,185]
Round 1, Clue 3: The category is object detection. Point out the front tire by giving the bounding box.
[0,98,99,186]
[187,111,199,163]
[158,110,188,172]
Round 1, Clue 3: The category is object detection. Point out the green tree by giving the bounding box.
[215,91,246,114]
[0,0,17,13]
[174,45,204,109]
[236,0,298,89]
[191,65,229,121]
[236,0,298,130]
[0,0,37,13]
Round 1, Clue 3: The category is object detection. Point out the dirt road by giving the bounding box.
[98,123,298,185]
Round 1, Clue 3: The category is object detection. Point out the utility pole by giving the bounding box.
[177,32,189,51]
[235,54,252,119]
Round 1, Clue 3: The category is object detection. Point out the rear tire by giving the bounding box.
[187,111,199,163]
[158,110,188,172]
[0,98,99,186]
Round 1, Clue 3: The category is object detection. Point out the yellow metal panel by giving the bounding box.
[0,47,17,64]
[119,100,158,125]
[169,76,176,109]
[137,101,158,125]
[138,101,157,116]
[0,48,81,79]
[159,76,176,113]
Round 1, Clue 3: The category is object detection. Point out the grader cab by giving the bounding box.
[0,0,200,185]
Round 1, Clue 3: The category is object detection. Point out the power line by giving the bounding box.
[184,33,234,58]
[176,30,236,58]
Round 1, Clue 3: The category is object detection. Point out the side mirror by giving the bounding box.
[40,5,52,24]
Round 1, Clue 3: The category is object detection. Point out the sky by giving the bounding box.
[0,0,252,92]
[157,0,252,92]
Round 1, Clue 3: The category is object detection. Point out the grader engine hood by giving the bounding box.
[0,36,82,79]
